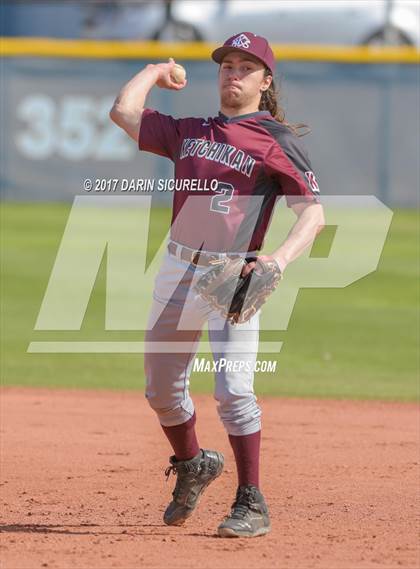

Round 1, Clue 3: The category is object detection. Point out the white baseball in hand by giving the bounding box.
[169,61,186,84]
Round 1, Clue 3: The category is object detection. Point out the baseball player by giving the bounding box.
[110,32,324,538]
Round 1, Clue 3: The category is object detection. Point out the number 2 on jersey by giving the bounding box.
[210,182,234,215]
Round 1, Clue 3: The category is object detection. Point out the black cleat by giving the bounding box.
[163,449,224,526]
[218,484,271,538]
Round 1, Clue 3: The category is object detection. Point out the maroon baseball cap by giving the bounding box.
[211,32,275,74]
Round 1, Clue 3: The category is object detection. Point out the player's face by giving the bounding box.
[219,52,272,112]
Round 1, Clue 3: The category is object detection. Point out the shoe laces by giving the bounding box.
[164,463,185,500]
[164,455,202,482]
[230,486,258,519]
[165,464,178,481]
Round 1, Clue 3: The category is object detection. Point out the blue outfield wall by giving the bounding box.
[1,57,419,207]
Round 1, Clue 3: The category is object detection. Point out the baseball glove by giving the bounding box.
[194,256,282,324]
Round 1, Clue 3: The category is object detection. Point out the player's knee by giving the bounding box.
[144,388,170,413]
[145,391,194,427]
[218,405,262,436]
[145,397,185,423]
[214,380,254,409]
[216,392,261,436]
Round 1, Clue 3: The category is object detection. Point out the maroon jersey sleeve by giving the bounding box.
[262,123,321,208]
[138,108,184,160]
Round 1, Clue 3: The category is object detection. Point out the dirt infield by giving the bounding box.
[0,388,419,569]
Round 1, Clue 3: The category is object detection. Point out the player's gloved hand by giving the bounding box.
[194,255,283,325]
[240,255,281,277]
[154,58,187,91]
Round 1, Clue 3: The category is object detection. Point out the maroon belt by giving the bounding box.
[167,242,240,267]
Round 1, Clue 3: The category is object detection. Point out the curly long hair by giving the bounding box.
[259,68,309,137]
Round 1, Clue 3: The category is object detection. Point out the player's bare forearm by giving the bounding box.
[110,65,160,141]
[271,202,325,273]
[109,59,187,141]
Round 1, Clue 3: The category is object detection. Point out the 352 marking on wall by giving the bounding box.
[15,95,135,161]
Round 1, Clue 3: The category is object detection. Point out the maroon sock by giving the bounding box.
[161,412,200,461]
[228,431,261,488]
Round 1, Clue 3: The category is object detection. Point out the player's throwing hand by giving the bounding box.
[155,58,187,90]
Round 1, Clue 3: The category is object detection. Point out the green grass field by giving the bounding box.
[1,203,419,401]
